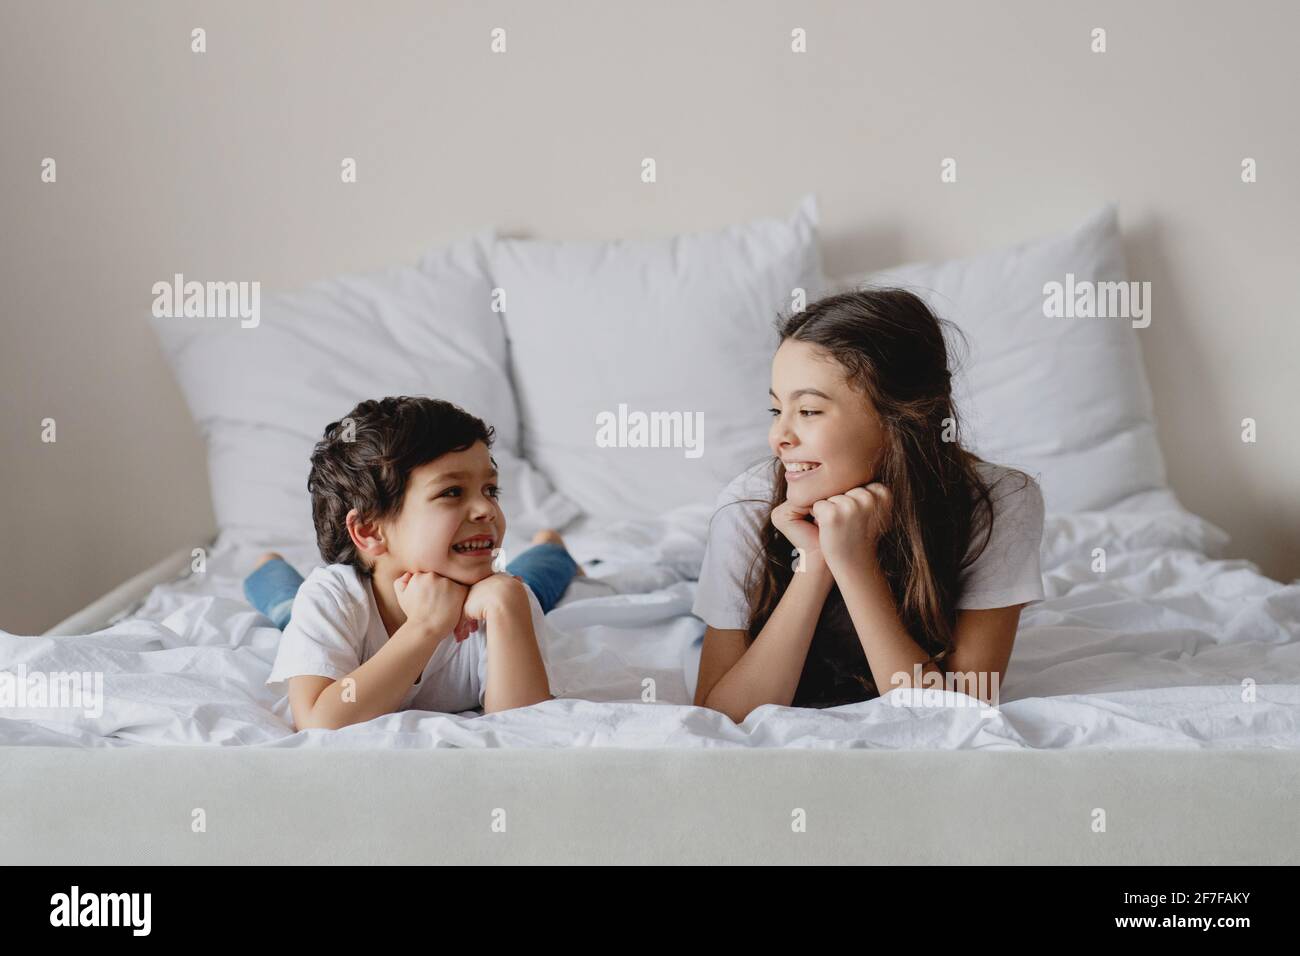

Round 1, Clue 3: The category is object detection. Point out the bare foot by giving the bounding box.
[255,551,284,570]
[531,529,585,576]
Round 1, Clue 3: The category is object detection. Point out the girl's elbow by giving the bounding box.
[293,707,342,732]
[700,690,751,725]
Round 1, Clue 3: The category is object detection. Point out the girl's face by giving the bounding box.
[768,339,885,507]
[380,441,505,586]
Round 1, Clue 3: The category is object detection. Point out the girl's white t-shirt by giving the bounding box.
[265,565,564,713]
[692,460,1047,631]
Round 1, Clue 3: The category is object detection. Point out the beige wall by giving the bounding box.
[3,0,1297,633]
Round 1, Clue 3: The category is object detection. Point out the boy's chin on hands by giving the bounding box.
[399,549,499,588]
[442,535,501,585]
[399,563,492,589]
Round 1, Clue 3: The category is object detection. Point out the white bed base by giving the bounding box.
[2,746,1296,864]
[25,549,1300,865]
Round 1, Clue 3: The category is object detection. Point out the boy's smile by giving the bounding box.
[450,532,497,560]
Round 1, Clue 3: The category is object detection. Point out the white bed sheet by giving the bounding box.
[3,490,1298,750]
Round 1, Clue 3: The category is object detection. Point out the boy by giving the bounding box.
[262,396,574,730]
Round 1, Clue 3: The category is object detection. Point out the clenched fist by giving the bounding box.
[810,483,893,576]
[393,571,476,641]
[771,497,825,572]
[463,572,529,624]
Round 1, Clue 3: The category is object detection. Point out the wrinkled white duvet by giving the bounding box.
[3,492,1298,750]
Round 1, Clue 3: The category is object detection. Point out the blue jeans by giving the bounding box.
[243,542,580,629]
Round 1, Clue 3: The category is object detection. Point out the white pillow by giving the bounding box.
[832,204,1166,513]
[151,232,579,553]
[492,195,830,521]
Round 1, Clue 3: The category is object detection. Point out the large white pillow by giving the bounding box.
[833,204,1166,513]
[492,196,830,521]
[151,232,579,553]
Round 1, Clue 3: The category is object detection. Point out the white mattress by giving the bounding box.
[3,489,1298,750]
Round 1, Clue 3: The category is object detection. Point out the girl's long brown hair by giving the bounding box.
[739,288,1030,707]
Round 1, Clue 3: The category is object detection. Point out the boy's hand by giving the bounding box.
[394,571,471,638]
[463,573,529,624]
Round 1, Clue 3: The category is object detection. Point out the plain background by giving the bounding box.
[2,0,1297,634]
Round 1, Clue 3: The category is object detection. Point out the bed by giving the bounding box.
[4,199,1298,864]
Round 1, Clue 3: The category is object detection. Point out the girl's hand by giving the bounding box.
[811,484,893,577]
[771,499,826,573]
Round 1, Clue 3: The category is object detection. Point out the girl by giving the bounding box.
[692,289,1046,722]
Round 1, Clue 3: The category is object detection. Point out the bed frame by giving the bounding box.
[23,550,1300,865]
[44,546,201,637]
[3,746,1297,863]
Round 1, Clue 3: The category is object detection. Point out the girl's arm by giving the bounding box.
[942,605,1024,700]
[815,485,945,693]
[834,560,946,692]
[696,555,835,723]
[837,567,1023,701]
[818,486,1022,702]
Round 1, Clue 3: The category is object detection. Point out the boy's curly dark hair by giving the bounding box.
[307,396,495,577]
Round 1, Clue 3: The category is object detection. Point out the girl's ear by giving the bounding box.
[346,508,388,560]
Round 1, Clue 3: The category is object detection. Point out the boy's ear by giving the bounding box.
[345,508,388,560]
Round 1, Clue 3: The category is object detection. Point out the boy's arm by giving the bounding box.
[467,575,553,714]
[288,617,445,731]
[288,571,468,731]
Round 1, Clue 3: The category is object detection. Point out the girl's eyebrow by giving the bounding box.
[769,387,831,401]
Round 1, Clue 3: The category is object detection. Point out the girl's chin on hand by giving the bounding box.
[785,490,819,509]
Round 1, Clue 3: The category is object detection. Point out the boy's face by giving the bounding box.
[378,441,505,586]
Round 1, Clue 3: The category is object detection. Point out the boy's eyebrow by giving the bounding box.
[425,467,499,486]
[769,387,831,401]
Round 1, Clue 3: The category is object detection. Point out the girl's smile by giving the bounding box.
[782,460,822,480]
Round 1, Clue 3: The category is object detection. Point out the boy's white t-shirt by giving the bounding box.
[692,460,1047,631]
[265,565,564,713]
